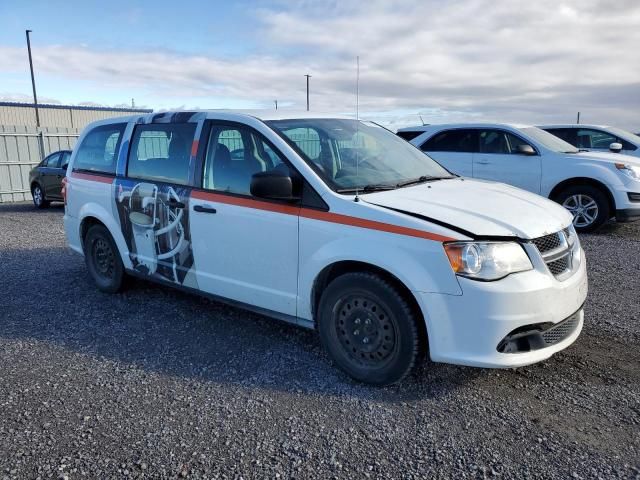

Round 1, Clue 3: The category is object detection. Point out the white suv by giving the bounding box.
[398,123,640,231]
[63,112,588,385]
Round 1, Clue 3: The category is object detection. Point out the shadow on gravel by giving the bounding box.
[0,244,483,402]
[0,202,65,214]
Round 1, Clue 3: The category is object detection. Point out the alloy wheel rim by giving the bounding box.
[335,295,396,367]
[93,238,115,278]
[33,187,42,205]
[562,194,598,228]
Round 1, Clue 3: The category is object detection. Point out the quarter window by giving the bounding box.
[73,124,126,174]
[127,123,196,185]
[422,130,476,153]
[202,125,287,196]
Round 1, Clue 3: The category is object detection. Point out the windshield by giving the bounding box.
[267,118,453,193]
[604,126,640,144]
[521,127,579,153]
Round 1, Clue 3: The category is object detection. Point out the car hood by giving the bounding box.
[363,178,572,239]
[563,150,640,166]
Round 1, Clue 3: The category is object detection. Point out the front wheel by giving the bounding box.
[555,185,610,233]
[31,183,49,209]
[317,272,423,386]
[83,225,125,293]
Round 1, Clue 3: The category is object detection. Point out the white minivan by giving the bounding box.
[63,111,588,385]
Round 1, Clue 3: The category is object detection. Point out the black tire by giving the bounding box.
[31,183,50,209]
[554,185,611,232]
[317,272,423,386]
[83,224,125,293]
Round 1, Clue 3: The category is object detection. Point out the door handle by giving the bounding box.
[476,160,491,165]
[194,205,217,214]
[168,199,185,209]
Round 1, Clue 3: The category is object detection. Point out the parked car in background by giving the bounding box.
[397,124,640,231]
[29,149,71,208]
[538,124,640,157]
[63,111,587,385]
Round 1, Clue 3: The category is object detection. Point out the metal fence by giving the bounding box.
[0,125,79,203]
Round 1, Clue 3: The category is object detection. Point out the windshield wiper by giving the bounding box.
[336,183,396,194]
[396,175,450,188]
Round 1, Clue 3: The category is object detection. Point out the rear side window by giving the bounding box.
[73,124,125,174]
[127,123,196,185]
[545,128,576,145]
[396,131,423,141]
[422,129,477,152]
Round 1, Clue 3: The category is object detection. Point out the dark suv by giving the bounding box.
[29,150,71,208]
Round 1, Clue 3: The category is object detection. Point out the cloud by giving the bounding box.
[1,0,639,129]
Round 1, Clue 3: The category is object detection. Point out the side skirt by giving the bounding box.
[125,269,315,330]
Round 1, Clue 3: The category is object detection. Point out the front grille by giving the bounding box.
[547,256,570,276]
[541,312,581,346]
[530,229,577,280]
[531,233,562,253]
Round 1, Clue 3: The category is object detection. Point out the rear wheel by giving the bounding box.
[318,272,423,386]
[555,185,610,232]
[31,183,49,209]
[83,225,125,293]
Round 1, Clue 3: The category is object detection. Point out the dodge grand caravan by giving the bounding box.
[63,111,588,385]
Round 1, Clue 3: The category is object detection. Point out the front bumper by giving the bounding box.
[616,208,640,223]
[416,246,588,368]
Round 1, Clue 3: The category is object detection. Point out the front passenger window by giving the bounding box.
[203,126,287,196]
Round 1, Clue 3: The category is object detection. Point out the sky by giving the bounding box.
[0,0,639,130]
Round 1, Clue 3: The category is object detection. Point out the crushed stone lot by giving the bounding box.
[0,202,638,479]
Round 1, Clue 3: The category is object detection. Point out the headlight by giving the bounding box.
[444,241,532,281]
[615,163,640,181]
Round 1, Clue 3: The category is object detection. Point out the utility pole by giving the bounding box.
[25,29,40,127]
[304,74,311,111]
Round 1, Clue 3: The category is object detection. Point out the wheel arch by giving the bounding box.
[548,177,615,213]
[311,260,427,345]
[78,204,132,269]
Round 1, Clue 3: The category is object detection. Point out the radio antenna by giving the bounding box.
[418,113,425,125]
[354,56,360,202]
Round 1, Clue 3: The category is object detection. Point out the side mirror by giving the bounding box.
[609,142,623,153]
[516,144,536,155]
[250,169,300,201]
[61,164,69,170]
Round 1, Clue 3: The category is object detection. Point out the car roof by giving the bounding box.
[537,124,611,129]
[84,110,356,131]
[397,123,531,132]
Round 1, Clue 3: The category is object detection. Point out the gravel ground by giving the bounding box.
[0,202,638,479]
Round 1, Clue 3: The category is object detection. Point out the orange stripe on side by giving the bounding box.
[191,189,455,242]
[71,172,114,184]
[191,140,199,157]
[300,209,455,242]
[192,190,301,215]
